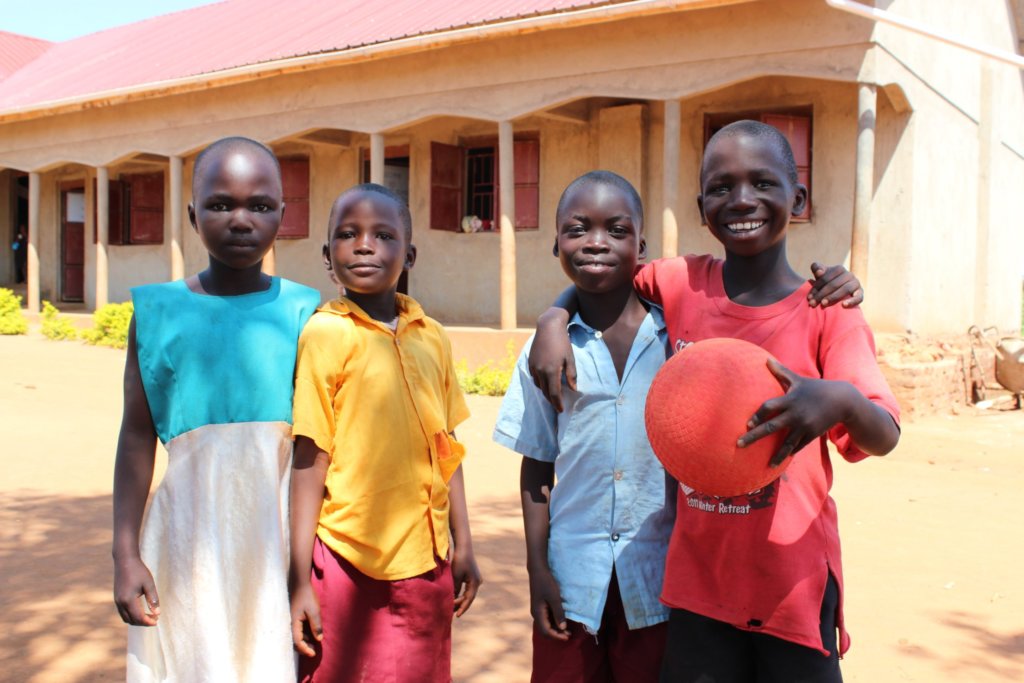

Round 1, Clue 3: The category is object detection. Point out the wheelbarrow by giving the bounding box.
[968,326,1024,409]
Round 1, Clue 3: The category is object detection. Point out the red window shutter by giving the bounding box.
[430,142,463,231]
[123,172,165,244]
[92,178,126,245]
[512,139,540,230]
[279,157,310,239]
[761,113,811,221]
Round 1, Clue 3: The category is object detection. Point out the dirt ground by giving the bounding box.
[1,332,1022,682]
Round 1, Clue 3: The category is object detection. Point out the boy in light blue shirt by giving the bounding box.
[494,171,673,682]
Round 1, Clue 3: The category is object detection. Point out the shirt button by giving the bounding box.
[611,533,620,542]
[595,330,603,339]
[616,397,624,406]
[613,470,624,481]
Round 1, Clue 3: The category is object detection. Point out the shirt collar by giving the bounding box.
[567,301,666,335]
[319,293,426,327]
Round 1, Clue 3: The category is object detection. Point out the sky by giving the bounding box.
[1,0,220,41]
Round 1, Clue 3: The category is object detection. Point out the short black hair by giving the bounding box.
[192,136,281,196]
[702,120,798,185]
[329,183,413,239]
[556,170,644,228]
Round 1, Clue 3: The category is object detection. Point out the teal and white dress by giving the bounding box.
[126,278,320,683]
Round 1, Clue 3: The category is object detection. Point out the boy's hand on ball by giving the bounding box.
[528,567,570,641]
[113,556,160,626]
[738,359,854,466]
[807,262,863,309]
[289,582,323,657]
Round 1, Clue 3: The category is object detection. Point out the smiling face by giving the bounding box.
[188,147,282,270]
[698,132,807,258]
[555,181,646,294]
[324,190,415,297]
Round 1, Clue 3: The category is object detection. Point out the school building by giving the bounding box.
[0,0,1021,334]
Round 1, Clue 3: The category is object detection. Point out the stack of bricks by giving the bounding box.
[876,333,998,420]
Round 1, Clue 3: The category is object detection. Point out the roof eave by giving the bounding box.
[0,0,753,125]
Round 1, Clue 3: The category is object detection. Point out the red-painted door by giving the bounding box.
[61,188,85,302]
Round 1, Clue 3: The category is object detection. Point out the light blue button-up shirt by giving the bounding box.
[493,307,675,632]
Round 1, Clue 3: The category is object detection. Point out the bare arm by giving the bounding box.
[520,457,568,640]
[528,285,579,412]
[289,436,329,657]
[447,463,482,617]
[112,317,161,626]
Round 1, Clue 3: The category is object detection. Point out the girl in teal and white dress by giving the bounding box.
[112,137,320,682]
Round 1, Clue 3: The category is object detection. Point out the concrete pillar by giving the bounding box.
[662,99,681,258]
[96,166,109,308]
[169,156,185,281]
[850,83,876,281]
[370,133,385,185]
[498,121,518,330]
[27,172,40,312]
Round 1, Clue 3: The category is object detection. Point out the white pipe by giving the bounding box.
[824,0,1024,69]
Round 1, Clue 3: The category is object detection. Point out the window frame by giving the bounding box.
[429,133,540,233]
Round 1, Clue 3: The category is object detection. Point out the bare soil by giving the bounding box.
[1,333,1021,682]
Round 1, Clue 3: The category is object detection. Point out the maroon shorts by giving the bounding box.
[531,575,667,683]
[298,538,454,683]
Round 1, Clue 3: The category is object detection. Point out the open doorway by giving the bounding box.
[10,174,29,286]
[60,182,85,302]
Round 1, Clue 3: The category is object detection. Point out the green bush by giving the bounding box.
[0,288,28,335]
[456,341,517,396]
[40,301,79,341]
[81,301,133,349]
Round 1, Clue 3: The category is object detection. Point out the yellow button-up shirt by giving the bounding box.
[292,294,470,580]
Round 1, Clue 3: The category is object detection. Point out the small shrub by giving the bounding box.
[40,301,79,341]
[81,301,133,349]
[456,341,518,396]
[0,288,28,335]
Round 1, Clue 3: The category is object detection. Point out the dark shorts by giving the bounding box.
[660,574,842,683]
[532,573,668,683]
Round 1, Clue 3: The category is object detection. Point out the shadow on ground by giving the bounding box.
[0,492,532,683]
[894,610,1024,681]
[452,496,532,682]
[0,492,123,683]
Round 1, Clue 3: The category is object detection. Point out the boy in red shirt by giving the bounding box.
[532,121,900,681]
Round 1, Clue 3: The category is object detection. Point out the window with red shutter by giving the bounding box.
[430,136,540,232]
[92,178,126,245]
[123,172,165,244]
[513,139,540,230]
[279,157,310,239]
[704,109,813,222]
[760,114,811,221]
[430,142,463,232]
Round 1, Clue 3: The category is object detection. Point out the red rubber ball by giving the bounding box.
[645,337,790,497]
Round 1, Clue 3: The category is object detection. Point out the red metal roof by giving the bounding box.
[0,0,639,113]
[0,31,52,82]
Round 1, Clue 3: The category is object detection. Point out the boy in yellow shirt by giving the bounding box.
[289,183,481,683]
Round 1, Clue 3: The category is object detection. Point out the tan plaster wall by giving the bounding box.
[865,94,915,332]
